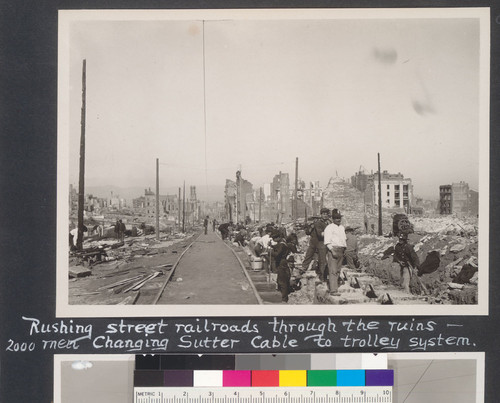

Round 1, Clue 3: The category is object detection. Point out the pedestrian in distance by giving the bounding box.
[344,227,360,271]
[301,207,331,281]
[324,209,346,296]
[203,215,209,235]
[212,219,217,232]
[119,219,126,242]
[393,232,420,294]
[114,219,120,240]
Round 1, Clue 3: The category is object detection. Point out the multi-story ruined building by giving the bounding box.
[270,172,291,221]
[352,170,414,211]
[439,182,477,216]
[224,171,253,223]
[132,188,179,220]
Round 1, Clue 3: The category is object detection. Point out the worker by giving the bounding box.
[114,219,121,240]
[301,207,331,281]
[254,227,271,256]
[324,209,346,296]
[218,222,232,240]
[203,215,209,235]
[344,227,360,271]
[119,219,126,242]
[271,232,298,303]
[393,232,420,293]
[69,225,88,251]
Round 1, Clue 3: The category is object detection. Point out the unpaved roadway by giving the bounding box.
[156,230,259,305]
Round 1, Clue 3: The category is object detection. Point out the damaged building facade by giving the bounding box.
[352,170,414,212]
[224,172,254,223]
[439,182,478,217]
[132,188,180,222]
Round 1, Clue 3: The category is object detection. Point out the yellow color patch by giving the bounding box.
[279,370,307,387]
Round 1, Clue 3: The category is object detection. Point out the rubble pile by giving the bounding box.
[358,230,478,304]
[411,215,478,236]
[322,177,365,229]
[287,215,478,305]
[68,230,195,305]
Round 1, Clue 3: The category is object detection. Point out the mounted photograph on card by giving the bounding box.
[57,8,490,317]
[53,352,484,403]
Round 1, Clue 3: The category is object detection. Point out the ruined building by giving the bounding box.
[352,170,414,212]
[132,188,179,221]
[271,172,291,221]
[322,177,365,228]
[224,172,253,223]
[439,182,478,216]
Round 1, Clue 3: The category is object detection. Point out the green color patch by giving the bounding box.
[307,370,337,386]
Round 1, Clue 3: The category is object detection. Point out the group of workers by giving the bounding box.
[208,206,420,301]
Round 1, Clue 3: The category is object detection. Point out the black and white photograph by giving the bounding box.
[57,8,490,317]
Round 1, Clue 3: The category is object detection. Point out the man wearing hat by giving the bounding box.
[324,209,347,296]
[302,207,331,281]
[393,232,420,293]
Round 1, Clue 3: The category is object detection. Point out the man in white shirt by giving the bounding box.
[323,209,347,295]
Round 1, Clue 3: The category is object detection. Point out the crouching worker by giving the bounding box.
[271,232,298,303]
[344,227,360,271]
[393,232,420,294]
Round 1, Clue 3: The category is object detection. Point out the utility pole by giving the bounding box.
[182,181,185,233]
[378,153,383,236]
[76,59,86,251]
[310,182,314,216]
[178,187,181,231]
[235,171,239,224]
[279,171,283,225]
[258,187,262,223]
[294,157,298,223]
[155,158,160,240]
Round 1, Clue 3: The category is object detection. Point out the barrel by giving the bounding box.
[251,258,263,271]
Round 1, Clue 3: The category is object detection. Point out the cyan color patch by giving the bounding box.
[336,370,365,386]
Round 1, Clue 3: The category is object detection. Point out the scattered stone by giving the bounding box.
[450,243,466,253]
[69,266,91,278]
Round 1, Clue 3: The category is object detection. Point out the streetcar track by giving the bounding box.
[153,232,263,305]
[221,238,265,305]
[152,234,200,305]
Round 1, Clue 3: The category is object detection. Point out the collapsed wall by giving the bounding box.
[322,177,366,229]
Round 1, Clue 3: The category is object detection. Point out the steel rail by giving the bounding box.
[218,233,264,305]
[152,234,200,305]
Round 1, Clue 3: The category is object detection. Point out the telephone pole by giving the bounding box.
[258,187,262,223]
[76,59,86,251]
[178,187,181,231]
[182,181,186,233]
[378,153,383,236]
[294,157,298,222]
[155,158,160,240]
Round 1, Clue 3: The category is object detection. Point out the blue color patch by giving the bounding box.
[336,370,365,386]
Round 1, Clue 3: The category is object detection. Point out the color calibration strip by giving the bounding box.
[134,386,393,403]
[134,369,393,387]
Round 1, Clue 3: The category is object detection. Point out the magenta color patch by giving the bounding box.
[223,370,252,386]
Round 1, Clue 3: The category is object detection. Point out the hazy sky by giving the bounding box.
[65,11,485,201]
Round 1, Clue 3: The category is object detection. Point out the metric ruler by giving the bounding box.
[134,387,393,403]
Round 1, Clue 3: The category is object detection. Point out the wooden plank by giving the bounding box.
[127,271,161,292]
